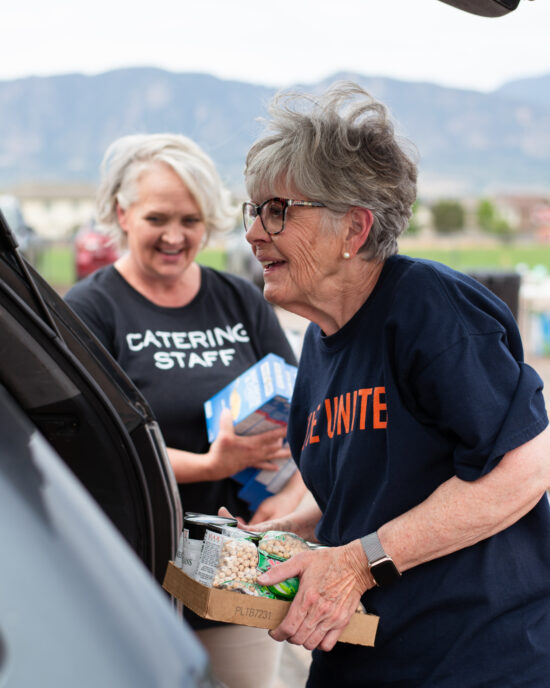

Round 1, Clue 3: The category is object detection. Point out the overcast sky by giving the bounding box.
[3,0,548,93]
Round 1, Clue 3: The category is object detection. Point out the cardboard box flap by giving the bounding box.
[163,563,379,646]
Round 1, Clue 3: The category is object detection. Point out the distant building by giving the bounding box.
[2,182,97,239]
[494,194,550,238]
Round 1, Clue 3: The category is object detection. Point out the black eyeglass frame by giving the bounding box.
[242,197,327,236]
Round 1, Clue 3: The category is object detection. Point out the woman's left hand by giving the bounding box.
[257,539,374,651]
[249,492,297,525]
[248,471,308,525]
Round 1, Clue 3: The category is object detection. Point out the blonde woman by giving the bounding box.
[66,133,304,688]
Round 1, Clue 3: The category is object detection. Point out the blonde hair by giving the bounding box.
[96,133,238,247]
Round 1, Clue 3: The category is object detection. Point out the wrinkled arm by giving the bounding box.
[380,425,550,572]
[261,426,550,652]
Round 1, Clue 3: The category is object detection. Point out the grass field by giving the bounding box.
[35,244,227,288]
[34,240,550,289]
[35,243,76,286]
[402,245,550,272]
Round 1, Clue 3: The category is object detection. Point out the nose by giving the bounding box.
[245,215,270,246]
[161,221,184,244]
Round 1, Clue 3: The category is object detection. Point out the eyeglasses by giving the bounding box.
[242,197,327,236]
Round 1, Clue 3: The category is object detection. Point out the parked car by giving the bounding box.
[0,194,46,266]
[74,220,120,280]
[0,211,218,685]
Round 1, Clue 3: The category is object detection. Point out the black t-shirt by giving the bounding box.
[66,265,297,629]
[288,255,550,687]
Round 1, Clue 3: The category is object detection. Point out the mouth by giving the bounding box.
[157,246,185,256]
[260,259,286,272]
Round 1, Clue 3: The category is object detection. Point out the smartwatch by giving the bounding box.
[361,531,401,587]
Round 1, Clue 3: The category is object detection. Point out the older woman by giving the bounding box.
[65,133,304,688]
[238,83,550,686]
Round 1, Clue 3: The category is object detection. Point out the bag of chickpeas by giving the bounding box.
[212,536,258,587]
[258,531,310,558]
[257,531,311,600]
[200,526,313,601]
[207,534,273,598]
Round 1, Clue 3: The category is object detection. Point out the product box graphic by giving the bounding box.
[204,354,298,509]
[204,353,294,441]
[163,563,379,647]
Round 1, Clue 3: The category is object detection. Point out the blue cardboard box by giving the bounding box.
[204,353,294,442]
[203,354,298,509]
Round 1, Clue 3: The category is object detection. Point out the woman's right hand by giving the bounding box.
[205,408,290,481]
[257,540,373,652]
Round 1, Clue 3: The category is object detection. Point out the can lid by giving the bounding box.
[184,513,238,538]
[184,512,238,525]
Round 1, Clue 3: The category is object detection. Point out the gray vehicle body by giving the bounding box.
[0,386,214,687]
[0,213,218,685]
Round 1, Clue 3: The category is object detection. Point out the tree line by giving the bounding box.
[408,199,514,239]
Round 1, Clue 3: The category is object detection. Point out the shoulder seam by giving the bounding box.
[414,331,509,380]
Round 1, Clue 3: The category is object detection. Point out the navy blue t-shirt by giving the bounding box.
[288,255,550,687]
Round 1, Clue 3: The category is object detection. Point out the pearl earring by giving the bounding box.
[343,251,351,259]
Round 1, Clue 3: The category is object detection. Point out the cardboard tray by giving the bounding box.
[163,562,379,647]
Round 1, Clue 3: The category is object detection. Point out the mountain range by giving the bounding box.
[0,67,549,198]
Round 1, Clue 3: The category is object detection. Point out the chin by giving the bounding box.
[262,282,284,307]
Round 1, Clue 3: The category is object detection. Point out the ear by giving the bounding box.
[115,202,129,233]
[344,207,373,257]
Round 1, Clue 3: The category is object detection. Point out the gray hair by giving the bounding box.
[96,133,238,248]
[244,81,418,261]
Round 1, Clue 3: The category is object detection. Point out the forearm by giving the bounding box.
[167,447,214,483]
[280,469,307,501]
[282,489,323,542]
[248,470,309,524]
[378,428,550,573]
[167,426,291,483]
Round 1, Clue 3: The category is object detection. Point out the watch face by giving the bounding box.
[372,558,401,586]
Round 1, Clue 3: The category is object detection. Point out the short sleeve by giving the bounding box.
[65,279,116,354]
[411,331,547,480]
